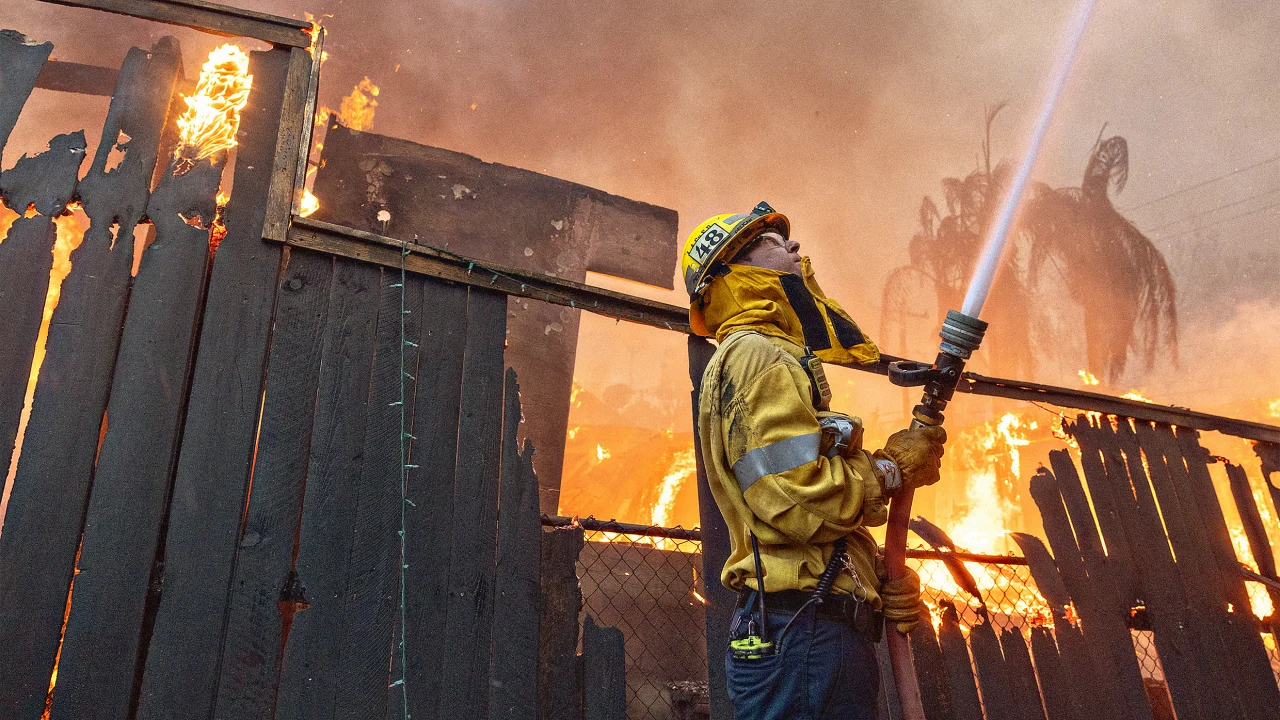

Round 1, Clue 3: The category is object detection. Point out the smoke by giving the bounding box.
[4,0,1280,526]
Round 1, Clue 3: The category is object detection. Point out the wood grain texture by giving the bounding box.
[1028,463,1151,720]
[1224,462,1280,613]
[935,604,982,720]
[1027,627,1077,720]
[213,249,334,720]
[51,154,223,720]
[0,39,178,720]
[0,130,86,484]
[329,271,425,719]
[908,625,955,720]
[398,279,468,720]
[1078,419,1214,720]
[998,629,1045,720]
[581,616,627,720]
[273,258,382,720]
[491,369,542,720]
[40,0,312,46]
[966,620,1015,720]
[436,288,508,719]
[134,46,292,720]
[0,30,52,163]
[540,526,585,720]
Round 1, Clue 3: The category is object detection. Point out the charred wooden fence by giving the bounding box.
[3,4,1280,720]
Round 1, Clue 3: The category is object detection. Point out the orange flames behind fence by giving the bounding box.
[301,77,382,219]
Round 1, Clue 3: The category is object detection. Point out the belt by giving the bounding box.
[737,589,883,642]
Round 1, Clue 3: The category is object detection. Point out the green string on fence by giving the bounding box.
[394,240,411,718]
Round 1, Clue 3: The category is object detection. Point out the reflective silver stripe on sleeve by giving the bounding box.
[732,432,822,492]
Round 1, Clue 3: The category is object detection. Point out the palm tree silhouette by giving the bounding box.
[881,108,1176,383]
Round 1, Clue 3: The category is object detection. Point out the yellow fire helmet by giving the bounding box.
[682,201,790,298]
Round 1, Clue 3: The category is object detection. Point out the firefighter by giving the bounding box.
[684,202,947,720]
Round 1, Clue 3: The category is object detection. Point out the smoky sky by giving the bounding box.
[5,0,1280,395]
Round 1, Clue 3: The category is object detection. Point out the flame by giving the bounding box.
[567,425,580,441]
[648,449,697,549]
[570,382,583,408]
[1121,390,1155,403]
[316,77,380,131]
[691,589,707,604]
[918,412,1054,627]
[1078,369,1100,386]
[595,444,611,462]
[1228,521,1276,620]
[174,45,253,166]
[299,189,320,218]
[1267,398,1280,418]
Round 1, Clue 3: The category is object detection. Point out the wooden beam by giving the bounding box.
[286,218,1280,444]
[34,60,118,96]
[39,0,313,47]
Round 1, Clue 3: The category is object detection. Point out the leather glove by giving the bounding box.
[879,566,924,635]
[875,424,947,491]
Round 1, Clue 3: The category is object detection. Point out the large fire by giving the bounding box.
[174,44,253,167]
[916,412,1054,628]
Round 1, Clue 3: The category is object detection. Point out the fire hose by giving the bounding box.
[880,2,1096,716]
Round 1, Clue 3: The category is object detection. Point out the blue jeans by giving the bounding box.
[725,606,881,720]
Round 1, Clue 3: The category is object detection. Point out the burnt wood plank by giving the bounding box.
[540,526,585,720]
[0,30,52,162]
[398,279,469,720]
[50,154,224,720]
[134,46,298,720]
[1225,462,1280,613]
[998,629,1045,720]
[1138,422,1268,716]
[1027,627,1075,720]
[581,616,627,720]
[330,271,426,719]
[273,258,382,720]
[0,39,178,720]
[1069,419,1137,607]
[436,287,508,719]
[491,369,542,720]
[936,603,982,720]
[34,60,120,96]
[0,130,86,486]
[41,0,312,47]
[967,619,1016,720]
[1029,463,1151,720]
[909,624,955,720]
[1088,419,1215,720]
[212,249,334,720]
[1157,426,1280,717]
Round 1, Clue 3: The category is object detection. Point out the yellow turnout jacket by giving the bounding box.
[698,330,887,607]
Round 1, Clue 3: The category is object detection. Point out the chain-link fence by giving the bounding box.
[562,522,1271,720]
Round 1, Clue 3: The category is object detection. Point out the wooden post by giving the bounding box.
[581,616,627,720]
[1224,462,1280,619]
[936,603,983,720]
[0,30,52,166]
[539,526,585,720]
[0,38,178,719]
[273,259,384,720]
[688,334,736,720]
[909,623,956,720]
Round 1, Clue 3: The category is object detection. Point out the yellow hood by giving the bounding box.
[690,257,880,365]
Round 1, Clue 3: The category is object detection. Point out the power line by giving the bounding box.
[1152,198,1280,242]
[1120,154,1280,213]
[1142,185,1280,235]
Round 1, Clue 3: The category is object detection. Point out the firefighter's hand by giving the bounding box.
[880,567,924,635]
[878,425,947,490]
